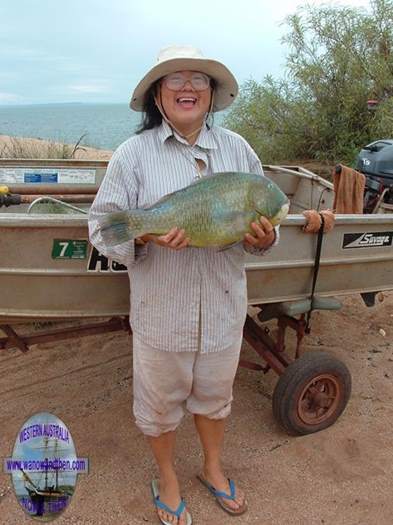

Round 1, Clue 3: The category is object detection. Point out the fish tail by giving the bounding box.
[98,210,145,246]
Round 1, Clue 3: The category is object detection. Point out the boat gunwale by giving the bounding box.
[0,213,392,228]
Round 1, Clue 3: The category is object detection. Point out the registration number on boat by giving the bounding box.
[52,239,88,259]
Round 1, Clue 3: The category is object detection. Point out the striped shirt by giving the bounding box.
[88,120,279,353]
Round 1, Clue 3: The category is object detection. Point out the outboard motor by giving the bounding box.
[356,139,393,212]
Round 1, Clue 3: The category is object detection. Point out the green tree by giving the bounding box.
[224,0,393,165]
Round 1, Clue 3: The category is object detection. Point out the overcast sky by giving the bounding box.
[0,0,371,105]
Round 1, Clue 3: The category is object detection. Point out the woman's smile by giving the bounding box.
[175,94,198,110]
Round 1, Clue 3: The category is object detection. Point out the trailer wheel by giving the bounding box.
[272,351,351,435]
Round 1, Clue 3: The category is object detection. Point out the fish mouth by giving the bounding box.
[270,202,289,225]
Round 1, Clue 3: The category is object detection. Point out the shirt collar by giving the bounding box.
[157,120,174,143]
[157,120,217,150]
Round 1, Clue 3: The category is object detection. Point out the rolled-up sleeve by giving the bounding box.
[88,149,148,268]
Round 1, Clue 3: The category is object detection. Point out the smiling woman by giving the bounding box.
[88,45,280,525]
[155,70,213,140]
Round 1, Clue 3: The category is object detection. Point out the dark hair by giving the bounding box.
[135,81,162,134]
[135,78,216,135]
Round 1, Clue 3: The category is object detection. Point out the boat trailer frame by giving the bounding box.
[5,311,349,437]
[0,312,303,376]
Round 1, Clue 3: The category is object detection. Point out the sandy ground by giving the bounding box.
[0,292,392,525]
[0,135,113,160]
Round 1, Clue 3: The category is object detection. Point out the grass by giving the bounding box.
[0,134,88,159]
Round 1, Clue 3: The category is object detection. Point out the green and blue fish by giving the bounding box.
[99,171,289,248]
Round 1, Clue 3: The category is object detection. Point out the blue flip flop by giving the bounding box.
[151,479,192,525]
[196,474,248,516]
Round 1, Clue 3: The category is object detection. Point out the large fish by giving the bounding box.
[98,171,289,248]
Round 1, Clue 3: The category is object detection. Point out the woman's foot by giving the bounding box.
[201,465,246,512]
[155,473,190,525]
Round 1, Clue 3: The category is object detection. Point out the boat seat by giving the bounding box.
[257,296,342,323]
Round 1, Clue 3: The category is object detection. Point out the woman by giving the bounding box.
[88,45,279,525]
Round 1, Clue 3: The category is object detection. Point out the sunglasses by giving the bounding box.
[162,71,211,91]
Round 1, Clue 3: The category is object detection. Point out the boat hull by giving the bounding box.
[1,214,392,322]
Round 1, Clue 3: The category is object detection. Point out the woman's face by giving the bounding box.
[158,70,212,131]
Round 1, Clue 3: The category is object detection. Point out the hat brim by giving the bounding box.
[130,57,238,112]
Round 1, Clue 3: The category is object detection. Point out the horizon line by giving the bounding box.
[0,101,128,107]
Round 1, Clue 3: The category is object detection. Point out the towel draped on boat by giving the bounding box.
[333,164,365,214]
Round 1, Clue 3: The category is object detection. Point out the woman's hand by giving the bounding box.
[243,216,275,250]
[139,227,190,250]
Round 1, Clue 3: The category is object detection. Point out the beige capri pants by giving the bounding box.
[132,332,243,437]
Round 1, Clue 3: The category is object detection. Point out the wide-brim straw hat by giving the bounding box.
[130,45,238,112]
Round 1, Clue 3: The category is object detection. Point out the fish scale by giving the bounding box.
[99,172,289,248]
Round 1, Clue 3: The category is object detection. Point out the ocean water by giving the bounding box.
[0,103,226,151]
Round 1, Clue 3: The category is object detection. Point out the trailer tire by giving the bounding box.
[272,351,351,435]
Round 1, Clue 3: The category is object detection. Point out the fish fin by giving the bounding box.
[217,240,243,252]
[98,210,143,246]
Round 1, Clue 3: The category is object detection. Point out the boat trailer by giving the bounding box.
[0,295,351,437]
